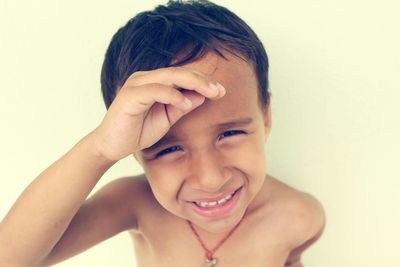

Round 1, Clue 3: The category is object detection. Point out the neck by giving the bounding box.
[189,210,247,241]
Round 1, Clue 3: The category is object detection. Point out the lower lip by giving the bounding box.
[188,187,243,218]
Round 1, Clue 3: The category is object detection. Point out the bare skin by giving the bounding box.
[0,51,325,267]
[129,174,324,267]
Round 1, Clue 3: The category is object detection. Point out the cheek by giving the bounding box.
[143,162,184,199]
[224,134,266,172]
[144,171,183,214]
[238,149,265,177]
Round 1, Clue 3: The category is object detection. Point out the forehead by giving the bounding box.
[171,51,261,135]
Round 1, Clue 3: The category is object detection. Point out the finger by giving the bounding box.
[128,67,226,100]
[166,91,206,126]
[181,90,206,110]
[120,84,194,115]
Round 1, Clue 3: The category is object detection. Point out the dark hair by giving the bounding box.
[101,0,269,110]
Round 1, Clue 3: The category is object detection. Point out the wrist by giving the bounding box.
[84,130,119,168]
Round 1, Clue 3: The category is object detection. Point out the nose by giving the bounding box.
[186,147,232,193]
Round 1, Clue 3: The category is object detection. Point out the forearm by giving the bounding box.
[0,131,116,267]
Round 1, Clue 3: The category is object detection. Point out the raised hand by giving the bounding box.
[92,67,226,161]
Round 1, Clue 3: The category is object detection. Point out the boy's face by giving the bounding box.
[137,51,271,233]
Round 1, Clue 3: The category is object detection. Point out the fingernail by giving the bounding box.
[216,82,226,96]
[210,83,220,96]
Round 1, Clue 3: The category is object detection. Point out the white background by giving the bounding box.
[1,0,399,266]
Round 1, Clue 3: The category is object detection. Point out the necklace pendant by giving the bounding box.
[202,257,217,267]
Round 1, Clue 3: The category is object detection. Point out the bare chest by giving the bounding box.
[129,220,291,267]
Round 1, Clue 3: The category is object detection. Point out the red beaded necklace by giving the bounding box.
[186,212,246,267]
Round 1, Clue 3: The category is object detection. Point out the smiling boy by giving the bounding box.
[0,1,325,267]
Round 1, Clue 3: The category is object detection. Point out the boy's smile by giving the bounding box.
[138,51,271,234]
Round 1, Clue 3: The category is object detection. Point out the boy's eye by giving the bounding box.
[219,130,246,140]
[155,146,182,158]
[154,131,245,158]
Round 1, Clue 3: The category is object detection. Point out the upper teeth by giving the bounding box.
[194,191,235,207]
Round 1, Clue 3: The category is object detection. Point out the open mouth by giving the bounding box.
[187,186,243,218]
[191,187,242,208]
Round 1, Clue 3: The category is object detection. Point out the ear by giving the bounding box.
[263,94,272,141]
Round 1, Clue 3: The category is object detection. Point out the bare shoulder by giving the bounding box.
[99,174,150,200]
[266,175,326,247]
[96,174,154,220]
[72,174,154,231]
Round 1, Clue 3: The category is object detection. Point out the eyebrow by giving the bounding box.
[213,117,253,130]
[141,117,254,154]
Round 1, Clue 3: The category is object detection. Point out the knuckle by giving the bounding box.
[146,83,174,97]
[153,67,172,76]
[165,66,180,74]
[167,87,182,99]
[130,70,146,78]
[126,71,150,87]
[161,88,182,103]
[128,71,147,83]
